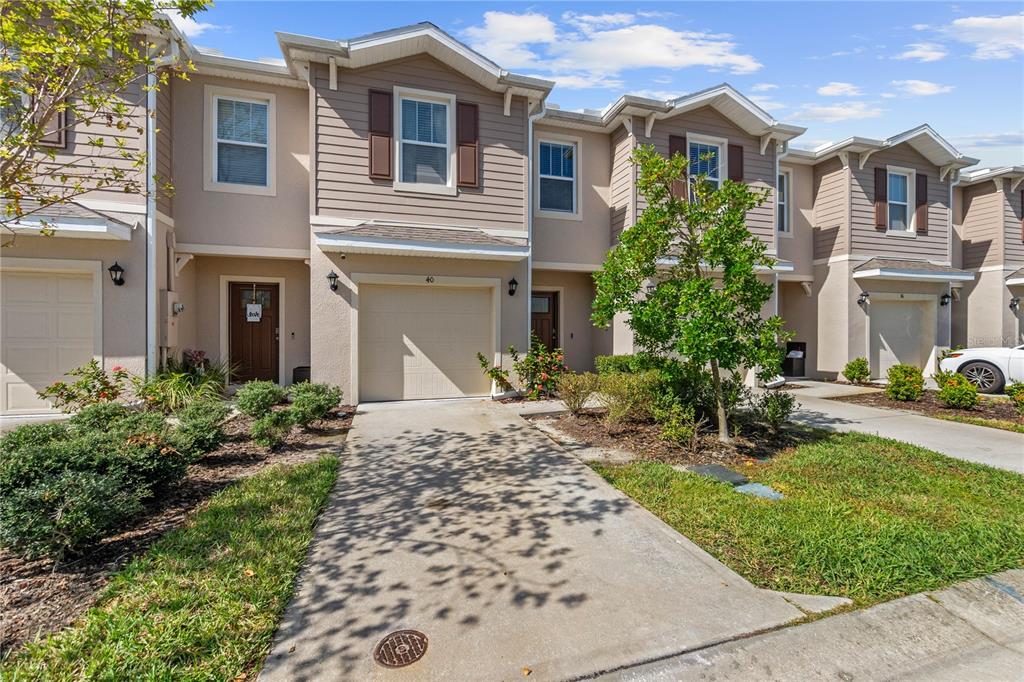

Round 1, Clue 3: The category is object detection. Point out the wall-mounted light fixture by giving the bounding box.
[508,277,518,297]
[857,291,870,306]
[1011,297,1021,312]
[108,261,125,286]
[939,293,952,306]
[326,270,339,292]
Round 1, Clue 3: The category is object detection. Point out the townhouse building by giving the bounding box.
[2,21,1016,419]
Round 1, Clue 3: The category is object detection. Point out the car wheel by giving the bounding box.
[959,361,1005,394]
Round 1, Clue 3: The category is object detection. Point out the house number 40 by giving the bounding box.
[425,276,435,283]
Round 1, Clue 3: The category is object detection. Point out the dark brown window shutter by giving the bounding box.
[367,89,392,180]
[874,167,887,229]
[668,134,688,199]
[728,144,744,182]
[456,101,478,188]
[34,96,66,148]
[915,173,928,234]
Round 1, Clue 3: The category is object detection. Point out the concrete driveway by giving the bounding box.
[261,400,802,681]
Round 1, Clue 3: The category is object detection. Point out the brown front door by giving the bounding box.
[531,291,558,351]
[230,282,279,382]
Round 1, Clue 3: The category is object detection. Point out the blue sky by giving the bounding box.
[175,2,1024,166]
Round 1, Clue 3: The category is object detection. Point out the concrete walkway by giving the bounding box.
[261,399,804,681]
[609,569,1024,681]
[789,382,1024,474]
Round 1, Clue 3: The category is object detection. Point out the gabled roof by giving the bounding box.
[787,125,978,170]
[315,222,529,261]
[2,199,135,241]
[852,258,974,282]
[276,22,554,98]
[959,166,1024,188]
[541,83,805,143]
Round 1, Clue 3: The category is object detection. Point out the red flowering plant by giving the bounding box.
[38,359,132,412]
[513,333,567,400]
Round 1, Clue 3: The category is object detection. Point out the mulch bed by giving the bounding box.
[0,406,354,657]
[832,391,1023,424]
[532,408,819,467]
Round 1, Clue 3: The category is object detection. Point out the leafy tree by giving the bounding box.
[592,144,786,442]
[0,0,207,241]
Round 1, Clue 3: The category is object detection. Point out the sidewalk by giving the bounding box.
[788,382,1024,474]
[604,569,1024,681]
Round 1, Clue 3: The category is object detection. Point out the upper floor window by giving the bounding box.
[777,171,790,232]
[888,170,911,232]
[687,134,726,201]
[399,97,450,185]
[539,141,576,213]
[205,86,276,196]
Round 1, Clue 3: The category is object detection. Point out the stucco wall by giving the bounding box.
[779,163,814,277]
[531,270,599,372]
[959,269,1021,347]
[779,281,817,377]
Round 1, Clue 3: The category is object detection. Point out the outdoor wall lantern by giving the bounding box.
[1011,297,1021,312]
[857,291,870,306]
[939,293,952,306]
[508,277,518,297]
[326,270,340,292]
[107,261,125,286]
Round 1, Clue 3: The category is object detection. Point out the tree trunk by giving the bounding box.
[709,358,731,443]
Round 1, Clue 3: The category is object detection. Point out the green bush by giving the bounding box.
[36,360,131,412]
[595,353,669,375]
[0,421,68,453]
[288,383,343,427]
[659,403,703,450]
[513,333,567,399]
[1006,383,1024,415]
[172,399,231,457]
[555,372,599,416]
[750,390,798,432]
[937,373,978,409]
[886,364,924,401]
[251,410,294,449]
[843,357,870,384]
[68,402,132,431]
[596,370,662,427]
[235,380,286,418]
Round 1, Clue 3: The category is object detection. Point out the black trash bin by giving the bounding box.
[292,365,311,384]
[783,342,806,377]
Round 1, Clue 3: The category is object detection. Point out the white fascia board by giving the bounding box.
[315,233,529,261]
[853,268,975,282]
[1006,277,1024,286]
[10,218,132,241]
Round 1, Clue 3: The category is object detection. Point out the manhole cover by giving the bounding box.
[373,629,428,668]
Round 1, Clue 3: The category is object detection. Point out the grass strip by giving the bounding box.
[2,455,338,681]
[593,432,1024,607]
[936,413,1024,434]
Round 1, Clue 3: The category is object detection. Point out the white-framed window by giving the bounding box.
[204,85,276,196]
[539,140,576,213]
[394,86,456,195]
[777,170,790,233]
[687,133,727,201]
[887,166,915,234]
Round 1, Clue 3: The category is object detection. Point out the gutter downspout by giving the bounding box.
[774,140,790,320]
[947,169,961,349]
[525,97,547,357]
[145,71,158,376]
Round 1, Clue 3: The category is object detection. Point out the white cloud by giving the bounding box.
[949,132,1024,148]
[629,89,687,102]
[166,9,222,38]
[911,23,931,31]
[562,12,635,31]
[817,82,862,97]
[536,73,626,90]
[941,13,1024,59]
[894,42,948,62]
[751,83,778,92]
[889,79,954,96]
[749,95,785,112]
[792,101,884,123]
[810,46,866,60]
[463,12,557,68]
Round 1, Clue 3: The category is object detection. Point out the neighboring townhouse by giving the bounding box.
[952,166,1024,348]
[1,20,998,420]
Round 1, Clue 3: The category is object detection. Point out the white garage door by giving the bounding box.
[359,284,493,401]
[1,271,96,415]
[869,300,932,379]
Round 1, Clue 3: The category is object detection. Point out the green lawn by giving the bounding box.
[937,413,1024,434]
[2,455,338,681]
[593,432,1024,607]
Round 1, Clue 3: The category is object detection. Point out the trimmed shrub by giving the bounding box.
[1005,383,1024,415]
[0,422,68,453]
[842,357,870,384]
[513,333,567,399]
[750,390,798,432]
[555,372,599,416]
[886,364,924,401]
[172,399,231,457]
[251,410,294,449]
[596,370,662,427]
[69,402,132,432]
[595,353,667,375]
[937,373,978,409]
[659,403,703,450]
[235,380,286,418]
[288,383,343,427]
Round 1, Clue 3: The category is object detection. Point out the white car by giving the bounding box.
[939,345,1024,394]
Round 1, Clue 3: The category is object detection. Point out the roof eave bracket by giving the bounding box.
[503,88,512,117]
[328,56,337,90]
[1011,176,1024,192]
[644,113,655,138]
[858,149,876,170]
[759,134,774,156]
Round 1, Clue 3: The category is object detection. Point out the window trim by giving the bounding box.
[686,132,728,199]
[535,133,582,221]
[204,85,277,196]
[777,169,792,236]
[393,85,457,197]
[886,165,916,236]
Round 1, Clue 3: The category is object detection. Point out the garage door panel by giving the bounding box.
[4,309,51,337]
[2,274,51,302]
[869,300,932,379]
[56,276,93,303]
[58,311,94,339]
[4,346,54,374]
[359,284,493,402]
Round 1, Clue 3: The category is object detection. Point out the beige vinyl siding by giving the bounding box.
[850,146,950,260]
[155,78,173,218]
[1003,180,1024,266]
[648,106,777,246]
[960,182,1004,269]
[314,56,527,233]
[609,123,634,240]
[812,157,847,260]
